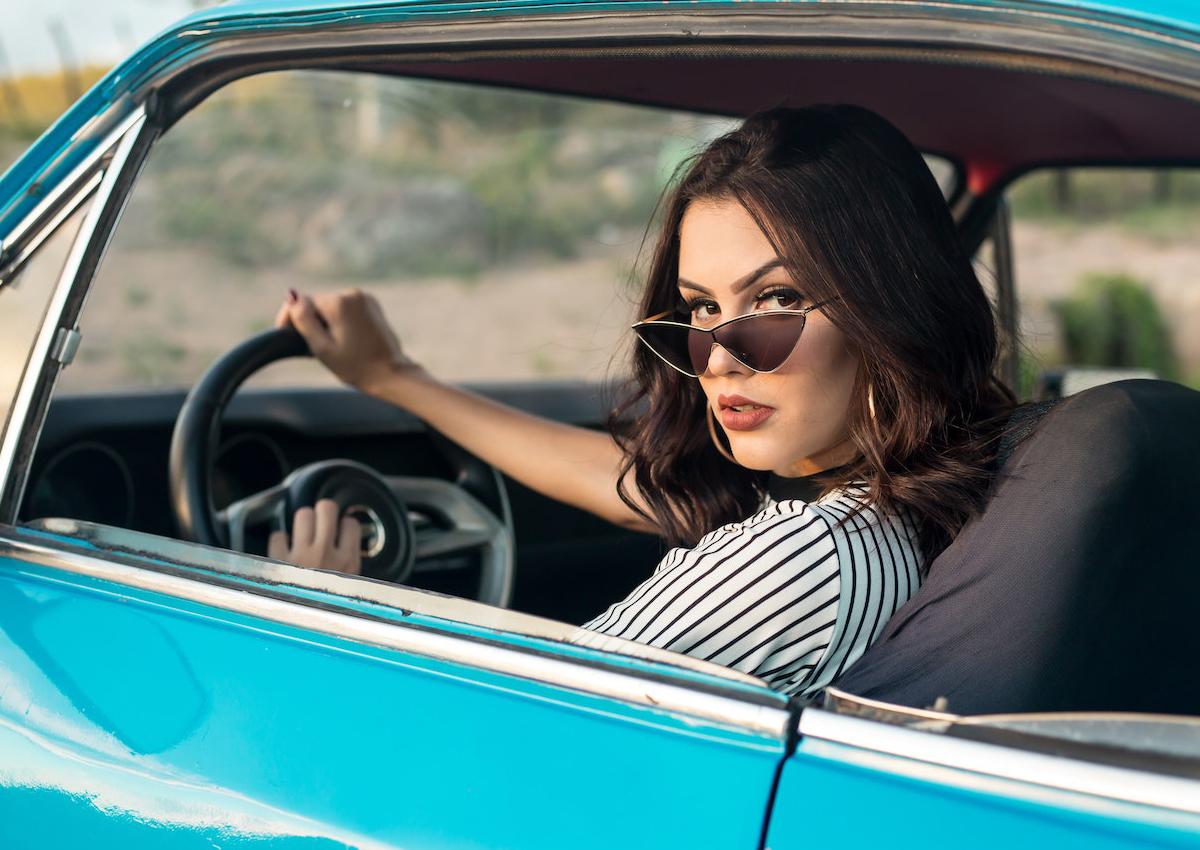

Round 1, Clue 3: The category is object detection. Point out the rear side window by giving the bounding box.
[1005,168,1198,398]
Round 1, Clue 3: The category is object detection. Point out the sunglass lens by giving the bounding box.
[717,313,806,371]
[687,329,713,376]
[635,323,698,375]
[636,312,807,376]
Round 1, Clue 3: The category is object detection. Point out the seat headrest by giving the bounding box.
[834,379,1200,715]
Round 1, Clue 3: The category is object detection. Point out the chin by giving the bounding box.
[725,438,795,474]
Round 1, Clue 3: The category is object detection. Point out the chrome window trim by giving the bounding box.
[0,528,791,739]
[0,110,145,284]
[0,172,102,286]
[799,707,1200,815]
[0,111,147,514]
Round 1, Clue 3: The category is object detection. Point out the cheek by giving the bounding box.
[791,323,860,393]
[783,329,860,444]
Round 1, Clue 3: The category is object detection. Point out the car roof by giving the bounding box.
[187,0,1200,34]
[6,0,1200,241]
[87,1,1200,178]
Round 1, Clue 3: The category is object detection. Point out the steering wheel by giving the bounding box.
[168,327,514,607]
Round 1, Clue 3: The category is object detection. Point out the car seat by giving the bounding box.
[833,379,1200,716]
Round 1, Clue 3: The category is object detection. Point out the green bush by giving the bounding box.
[1050,272,1178,379]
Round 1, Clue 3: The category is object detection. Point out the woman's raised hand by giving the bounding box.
[276,289,417,397]
[274,288,651,533]
[268,498,362,575]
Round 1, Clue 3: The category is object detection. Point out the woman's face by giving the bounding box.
[677,198,860,477]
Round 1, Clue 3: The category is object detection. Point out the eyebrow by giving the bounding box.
[677,259,787,296]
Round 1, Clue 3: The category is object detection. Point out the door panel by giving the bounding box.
[767,710,1200,849]
[0,550,785,849]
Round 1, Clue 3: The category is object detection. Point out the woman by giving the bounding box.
[271,105,1014,699]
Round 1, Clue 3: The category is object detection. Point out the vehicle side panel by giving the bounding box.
[0,556,783,849]
[766,729,1200,849]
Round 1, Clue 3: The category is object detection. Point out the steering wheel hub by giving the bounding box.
[347,505,385,558]
[167,326,514,606]
[284,460,415,582]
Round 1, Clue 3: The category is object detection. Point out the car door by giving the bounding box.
[1,519,792,848]
[766,700,1200,849]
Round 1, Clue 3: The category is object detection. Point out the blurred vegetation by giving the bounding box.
[0,66,111,157]
[1050,272,1179,379]
[1008,169,1200,243]
[2,69,704,280]
[1006,168,1200,392]
[126,72,696,280]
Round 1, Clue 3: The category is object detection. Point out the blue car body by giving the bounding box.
[4,1,1200,847]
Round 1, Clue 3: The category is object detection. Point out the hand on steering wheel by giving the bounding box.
[268,498,362,575]
[276,288,414,397]
[168,326,514,607]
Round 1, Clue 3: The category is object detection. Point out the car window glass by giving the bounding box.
[0,202,91,432]
[1006,168,1197,399]
[71,70,740,391]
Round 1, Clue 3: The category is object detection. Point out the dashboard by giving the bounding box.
[22,383,661,623]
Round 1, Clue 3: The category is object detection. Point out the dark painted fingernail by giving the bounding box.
[286,288,298,303]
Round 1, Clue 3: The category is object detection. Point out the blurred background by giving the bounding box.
[0,0,197,165]
[3,1,1199,396]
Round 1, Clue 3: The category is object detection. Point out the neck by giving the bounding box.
[782,438,859,477]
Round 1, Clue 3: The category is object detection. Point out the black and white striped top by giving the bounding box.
[575,483,923,699]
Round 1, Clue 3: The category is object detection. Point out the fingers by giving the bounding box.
[310,498,361,575]
[276,288,403,389]
[273,300,292,329]
[336,514,363,576]
[292,504,316,549]
[267,529,289,561]
[312,498,342,542]
[286,290,337,355]
[268,499,361,575]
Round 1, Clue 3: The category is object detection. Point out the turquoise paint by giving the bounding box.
[0,555,785,848]
[1029,0,1200,32]
[14,525,783,712]
[767,734,1200,848]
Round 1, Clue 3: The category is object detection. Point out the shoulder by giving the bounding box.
[678,497,841,569]
[795,485,924,585]
[674,485,920,573]
[802,485,918,548]
[800,486,924,694]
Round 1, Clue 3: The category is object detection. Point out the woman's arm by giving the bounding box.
[278,289,654,532]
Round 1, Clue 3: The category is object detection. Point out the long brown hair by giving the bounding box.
[611,105,1014,562]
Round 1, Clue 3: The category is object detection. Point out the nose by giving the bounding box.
[703,341,752,377]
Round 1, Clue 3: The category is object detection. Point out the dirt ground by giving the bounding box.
[50,218,1200,394]
[65,237,642,391]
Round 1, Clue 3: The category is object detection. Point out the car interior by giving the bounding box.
[10,26,1200,733]
[20,71,684,626]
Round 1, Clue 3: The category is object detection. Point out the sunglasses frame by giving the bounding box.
[632,299,837,378]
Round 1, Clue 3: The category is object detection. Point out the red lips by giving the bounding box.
[717,394,776,431]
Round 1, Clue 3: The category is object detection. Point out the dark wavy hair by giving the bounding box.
[611,104,1015,563]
